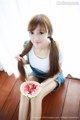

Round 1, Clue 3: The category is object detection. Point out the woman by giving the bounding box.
[16,14,64,120]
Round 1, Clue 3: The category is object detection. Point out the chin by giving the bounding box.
[34,43,42,47]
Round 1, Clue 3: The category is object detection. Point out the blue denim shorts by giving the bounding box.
[29,66,65,86]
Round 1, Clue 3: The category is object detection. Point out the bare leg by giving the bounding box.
[18,76,39,120]
[30,81,57,120]
[27,76,41,120]
[27,76,39,82]
[18,93,30,120]
[40,80,58,99]
[30,95,42,120]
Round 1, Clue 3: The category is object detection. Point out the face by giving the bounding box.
[29,25,49,48]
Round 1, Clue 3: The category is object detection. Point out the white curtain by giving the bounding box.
[0,0,80,78]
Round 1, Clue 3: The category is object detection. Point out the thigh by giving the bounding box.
[28,76,39,82]
[40,81,57,99]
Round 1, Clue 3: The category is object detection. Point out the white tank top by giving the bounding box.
[27,44,63,73]
[28,47,50,73]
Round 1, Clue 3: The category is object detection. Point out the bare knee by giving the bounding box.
[28,76,39,82]
[28,76,35,81]
[20,93,29,102]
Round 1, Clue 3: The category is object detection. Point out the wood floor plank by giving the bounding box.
[77,98,80,120]
[0,71,4,76]
[41,78,69,120]
[0,74,17,111]
[0,78,22,120]
[0,71,8,88]
[61,79,80,120]
[1,71,80,120]
[11,103,19,120]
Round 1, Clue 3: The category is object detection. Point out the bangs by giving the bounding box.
[28,18,47,32]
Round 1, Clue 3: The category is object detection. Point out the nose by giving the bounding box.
[32,35,40,42]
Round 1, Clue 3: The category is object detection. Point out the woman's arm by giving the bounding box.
[41,72,60,87]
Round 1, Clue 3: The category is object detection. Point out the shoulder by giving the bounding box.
[23,40,33,49]
[23,40,29,47]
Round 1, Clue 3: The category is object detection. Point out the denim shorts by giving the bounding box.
[29,66,65,86]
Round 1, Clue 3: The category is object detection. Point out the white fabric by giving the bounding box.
[28,47,50,72]
[28,44,63,72]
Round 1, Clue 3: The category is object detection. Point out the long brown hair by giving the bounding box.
[18,14,60,81]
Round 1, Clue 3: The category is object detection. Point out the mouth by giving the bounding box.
[34,42,41,44]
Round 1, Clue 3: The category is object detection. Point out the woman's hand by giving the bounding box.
[15,55,27,65]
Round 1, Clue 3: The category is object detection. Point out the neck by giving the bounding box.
[34,39,50,50]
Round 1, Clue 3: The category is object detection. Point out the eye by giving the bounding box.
[30,31,34,34]
[39,32,44,34]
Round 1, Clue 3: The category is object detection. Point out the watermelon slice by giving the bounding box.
[20,81,42,98]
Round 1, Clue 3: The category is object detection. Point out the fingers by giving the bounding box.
[15,55,23,61]
[15,55,27,65]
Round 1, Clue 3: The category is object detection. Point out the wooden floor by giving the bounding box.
[0,71,80,120]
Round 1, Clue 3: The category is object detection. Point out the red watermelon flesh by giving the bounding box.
[23,83,39,94]
[21,81,42,97]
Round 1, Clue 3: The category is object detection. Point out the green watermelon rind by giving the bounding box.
[20,81,42,99]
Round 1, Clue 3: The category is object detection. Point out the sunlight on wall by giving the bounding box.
[0,0,80,78]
